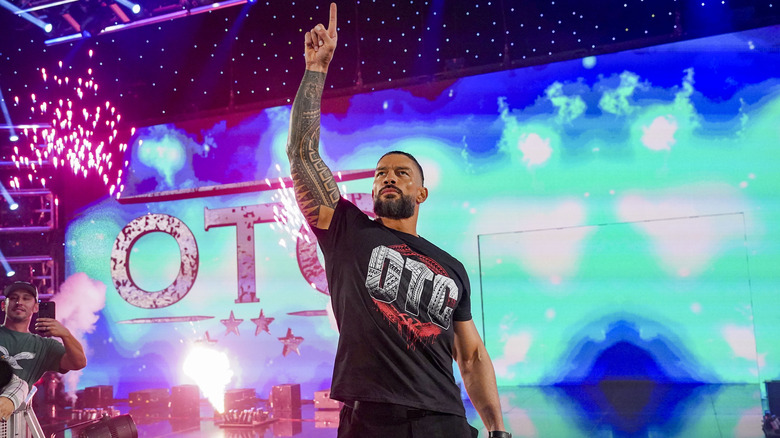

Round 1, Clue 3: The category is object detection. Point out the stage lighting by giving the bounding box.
[0,181,16,211]
[115,0,141,14]
[0,248,15,278]
[9,134,18,141]
[78,414,137,438]
[0,0,53,33]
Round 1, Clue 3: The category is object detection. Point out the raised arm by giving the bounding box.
[37,317,87,371]
[287,2,340,230]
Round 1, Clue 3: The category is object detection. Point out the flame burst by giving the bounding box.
[182,345,233,413]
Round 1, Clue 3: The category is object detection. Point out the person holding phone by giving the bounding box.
[0,280,87,416]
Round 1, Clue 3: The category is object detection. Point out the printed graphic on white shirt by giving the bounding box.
[0,345,35,370]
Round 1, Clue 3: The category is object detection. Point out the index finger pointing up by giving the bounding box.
[328,2,337,35]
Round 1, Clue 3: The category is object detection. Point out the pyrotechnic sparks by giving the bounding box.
[268,163,308,246]
[10,50,132,199]
[271,183,309,244]
[268,164,350,248]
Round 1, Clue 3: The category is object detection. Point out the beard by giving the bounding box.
[5,308,29,323]
[373,192,415,220]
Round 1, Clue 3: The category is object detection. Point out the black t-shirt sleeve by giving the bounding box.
[311,197,356,251]
[453,264,472,322]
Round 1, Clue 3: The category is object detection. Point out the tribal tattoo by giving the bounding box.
[287,70,340,226]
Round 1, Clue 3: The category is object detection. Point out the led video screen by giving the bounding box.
[65,25,780,401]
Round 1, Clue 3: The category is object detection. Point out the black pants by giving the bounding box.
[337,401,478,438]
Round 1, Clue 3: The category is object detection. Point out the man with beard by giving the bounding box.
[0,281,87,420]
[286,4,509,437]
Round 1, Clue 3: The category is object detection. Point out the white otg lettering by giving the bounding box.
[366,246,404,303]
[428,275,457,330]
[403,258,433,316]
[365,245,457,329]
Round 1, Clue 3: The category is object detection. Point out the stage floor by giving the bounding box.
[67,383,769,437]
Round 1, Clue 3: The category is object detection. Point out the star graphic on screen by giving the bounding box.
[251,309,275,336]
[278,328,304,357]
[220,310,244,336]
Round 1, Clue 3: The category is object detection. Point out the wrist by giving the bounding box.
[488,432,511,438]
[306,64,328,74]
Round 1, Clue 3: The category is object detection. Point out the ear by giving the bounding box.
[33,302,40,314]
[416,187,428,204]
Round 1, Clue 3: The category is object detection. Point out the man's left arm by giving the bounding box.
[36,318,87,371]
[453,319,507,434]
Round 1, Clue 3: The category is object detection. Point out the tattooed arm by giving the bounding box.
[287,3,340,230]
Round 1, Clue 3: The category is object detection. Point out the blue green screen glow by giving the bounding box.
[66,26,780,409]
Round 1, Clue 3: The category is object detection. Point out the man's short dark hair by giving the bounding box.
[379,151,425,185]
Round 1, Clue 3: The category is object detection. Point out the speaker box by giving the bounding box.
[224,388,256,411]
[273,418,303,437]
[768,381,780,415]
[270,384,301,413]
[314,409,339,428]
[313,389,341,410]
[82,385,114,408]
[171,384,200,418]
[128,388,170,409]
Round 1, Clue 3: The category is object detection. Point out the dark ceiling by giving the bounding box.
[2,0,779,128]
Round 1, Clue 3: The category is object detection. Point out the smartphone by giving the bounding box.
[38,301,56,319]
[36,301,56,336]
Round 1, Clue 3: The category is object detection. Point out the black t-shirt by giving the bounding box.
[313,197,472,417]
